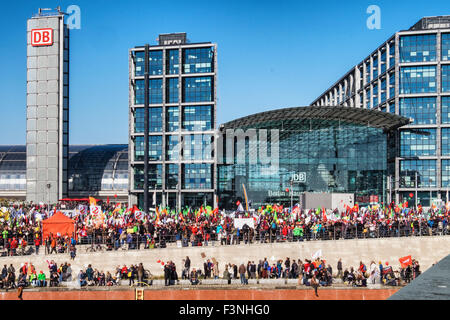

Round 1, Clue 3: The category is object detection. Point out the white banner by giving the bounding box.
[90,205,102,216]
[234,218,254,229]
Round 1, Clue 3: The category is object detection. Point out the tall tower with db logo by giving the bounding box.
[26,8,69,204]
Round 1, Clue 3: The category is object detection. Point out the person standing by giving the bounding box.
[337,259,343,279]
[239,263,247,285]
[34,237,40,255]
[137,263,144,286]
[311,274,319,297]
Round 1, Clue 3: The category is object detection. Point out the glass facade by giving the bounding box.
[400,66,436,94]
[183,47,214,74]
[442,160,450,188]
[166,78,179,103]
[442,97,450,124]
[134,51,145,76]
[134,165,162,189]
[183,134,213,161]
[134,108,144,133]
[183,106,213,131]
[183,77,213,102]
[400,129,436,157]
[166,49,179,75]
[442,33,450,61]
[442,128,450,156]
[166,164,179,189]
[400,160,436,188]
[166,135,179,160]
[400,34,436,63]
[442,65,450,92]
[149,135,163,161]
[399,97,436,125]
[135,80,145,105]
[166,107,179,132]
[149,107,162,132]
[183,164,212,189]
[149,79,163,104]
[218,118,391,210]
[149,51,163,76]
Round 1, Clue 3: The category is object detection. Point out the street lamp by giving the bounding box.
[46,183,51,213]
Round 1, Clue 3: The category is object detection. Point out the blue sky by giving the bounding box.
[0,0,449,145]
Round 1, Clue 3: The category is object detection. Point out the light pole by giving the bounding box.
[46,183,51,213]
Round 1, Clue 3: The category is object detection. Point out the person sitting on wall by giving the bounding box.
[190,268,199,285]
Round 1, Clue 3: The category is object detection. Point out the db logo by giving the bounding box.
[31,28,53,47]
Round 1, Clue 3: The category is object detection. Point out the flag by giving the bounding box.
[399,255,413,268]
[312,249,322,260]
[89,197,97,206]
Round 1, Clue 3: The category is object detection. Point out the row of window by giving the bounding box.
[401,159,450,188]
[400,128,450,157]
[400,33,450,63]
[400,96,450,124]
[400,65,450,94]
[134,105,213,133]
[135,77,213,104]
[134,134,214,161]
[134,47,214,76]
[133,163,212,190]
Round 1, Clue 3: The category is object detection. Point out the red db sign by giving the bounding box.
[31,28,53,47]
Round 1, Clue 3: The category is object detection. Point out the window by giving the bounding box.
[400,34,436,62]
[167,49,179,75]
[134,108,144,133]
[442,97,450,124]
[149,136,163,161]
[183,106,213,131]
[183,163,212,189]
[442,160,450,187]
[149,79,163,104]
[183,47,214,74]
[166,78,179,103]
[400,160,436,188]
[183,134,213,161]
[373,56,378,79]
[442,128,450,156]
[400,129,436,157]
[166,107,179,132]
[183,77,213,102]
[381,50,386,74]
[134,51,145,76]
[166,164,179,189]
[442,34,450,61]
[149,107,162,132]
[389,72,395,99]
[380,78,386,104]
[134,136,145,161]
[134,165,162,189]
[135,80,145,105]
[149,50,163,76]
[166,135,179,161]
[389,43,395,69]
[400,66,436,94]
[372,84,378,108]
[442,65,450,92]
[400,97,436,125]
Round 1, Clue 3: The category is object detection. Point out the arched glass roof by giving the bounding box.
[0,145,129,192]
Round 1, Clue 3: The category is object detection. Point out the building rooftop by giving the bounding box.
[222,106,410,132]
[409,16,450,31]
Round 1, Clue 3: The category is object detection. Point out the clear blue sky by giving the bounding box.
[0,0,449,145]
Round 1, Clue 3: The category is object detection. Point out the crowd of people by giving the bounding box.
[0,200,448,258]
[0,253,423,294]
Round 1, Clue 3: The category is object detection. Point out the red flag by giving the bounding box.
[107,197,110,205]
[399,255,413,268]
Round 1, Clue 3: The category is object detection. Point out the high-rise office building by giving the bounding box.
[311,16,450,206]
[128,33,217,211]
[26,8,69,204]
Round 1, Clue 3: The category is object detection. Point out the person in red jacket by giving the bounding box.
[34,237,40,255]
[10,238,18,256]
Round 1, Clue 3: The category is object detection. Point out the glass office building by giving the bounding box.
[129,33,217,210]
[217,106,409,210]
[311,16,450,206]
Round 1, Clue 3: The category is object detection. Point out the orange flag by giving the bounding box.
[89,197,97,206]
[399,255,413,268]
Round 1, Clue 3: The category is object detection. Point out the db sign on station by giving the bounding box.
[31,28,53,47]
